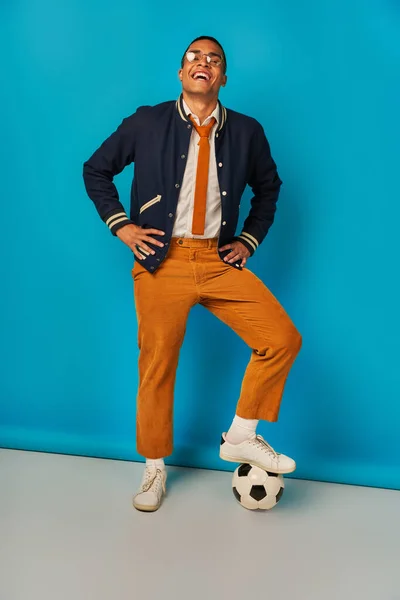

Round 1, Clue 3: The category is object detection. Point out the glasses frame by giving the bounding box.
[185,50,223,68]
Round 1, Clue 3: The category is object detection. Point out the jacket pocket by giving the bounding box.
[139,194,162,214]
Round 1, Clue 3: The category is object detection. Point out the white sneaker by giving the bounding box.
[132,466,167,512]
[220,433,296,474]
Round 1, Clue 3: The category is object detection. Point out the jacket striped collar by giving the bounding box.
[176,94,227,132]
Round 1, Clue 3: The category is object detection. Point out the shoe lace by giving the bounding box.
[252,434,280,460]
[141,468,165,494]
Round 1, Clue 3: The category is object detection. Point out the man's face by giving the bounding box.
[178,39,227,98]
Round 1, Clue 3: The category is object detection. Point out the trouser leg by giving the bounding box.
[132,251,197,458]
[200,255,302,421]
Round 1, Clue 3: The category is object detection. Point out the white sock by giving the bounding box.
[226,415,259,444]
[145,458,165,470]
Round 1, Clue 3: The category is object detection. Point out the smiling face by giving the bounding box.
[178,39,227,101]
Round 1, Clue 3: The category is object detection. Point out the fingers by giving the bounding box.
[133,228,165,255]
[140,230,165,250]
[221,244,234,261]
[146,229,165,248]
[143,235,165,249]
[134,244,151,259]
[222,244,248,268]
[134,236,163,254]
[133,241,155,256]
[224,251,241,263]
[133,250,145,260]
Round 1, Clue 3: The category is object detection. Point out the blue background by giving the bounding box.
[1,0,399,489]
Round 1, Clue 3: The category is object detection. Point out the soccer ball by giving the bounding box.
[232,463,285,510]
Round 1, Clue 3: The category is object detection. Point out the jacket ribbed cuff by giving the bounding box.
[234,232,259,256]
[104,210,133,235]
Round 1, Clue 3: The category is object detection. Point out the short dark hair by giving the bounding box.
[181,36,227,74]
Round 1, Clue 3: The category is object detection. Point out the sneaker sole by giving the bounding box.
[219,451,296,474]
[132,499,162,512]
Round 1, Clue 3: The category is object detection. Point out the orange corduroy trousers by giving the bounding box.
[131,237,302,458]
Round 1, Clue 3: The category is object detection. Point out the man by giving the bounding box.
[83,36,302,512]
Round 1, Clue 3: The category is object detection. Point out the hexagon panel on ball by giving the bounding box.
[232,463,285,511]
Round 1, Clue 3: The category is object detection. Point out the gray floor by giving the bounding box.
[0,449,399,600]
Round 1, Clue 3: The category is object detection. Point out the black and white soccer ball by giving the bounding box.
[232,463,285,510]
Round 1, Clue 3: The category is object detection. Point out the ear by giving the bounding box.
[221,75,228,87]
[178,69,183,81]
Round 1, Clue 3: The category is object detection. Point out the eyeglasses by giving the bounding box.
[185,50,223,67]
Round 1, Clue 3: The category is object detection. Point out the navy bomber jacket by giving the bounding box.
[83,94,282,273]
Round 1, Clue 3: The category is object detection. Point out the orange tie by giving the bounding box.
[189,115,216,235]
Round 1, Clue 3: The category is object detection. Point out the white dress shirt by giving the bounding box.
[172,100,222,239]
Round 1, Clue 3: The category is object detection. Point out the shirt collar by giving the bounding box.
[176,94,227,131]
[182,99,220,126]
